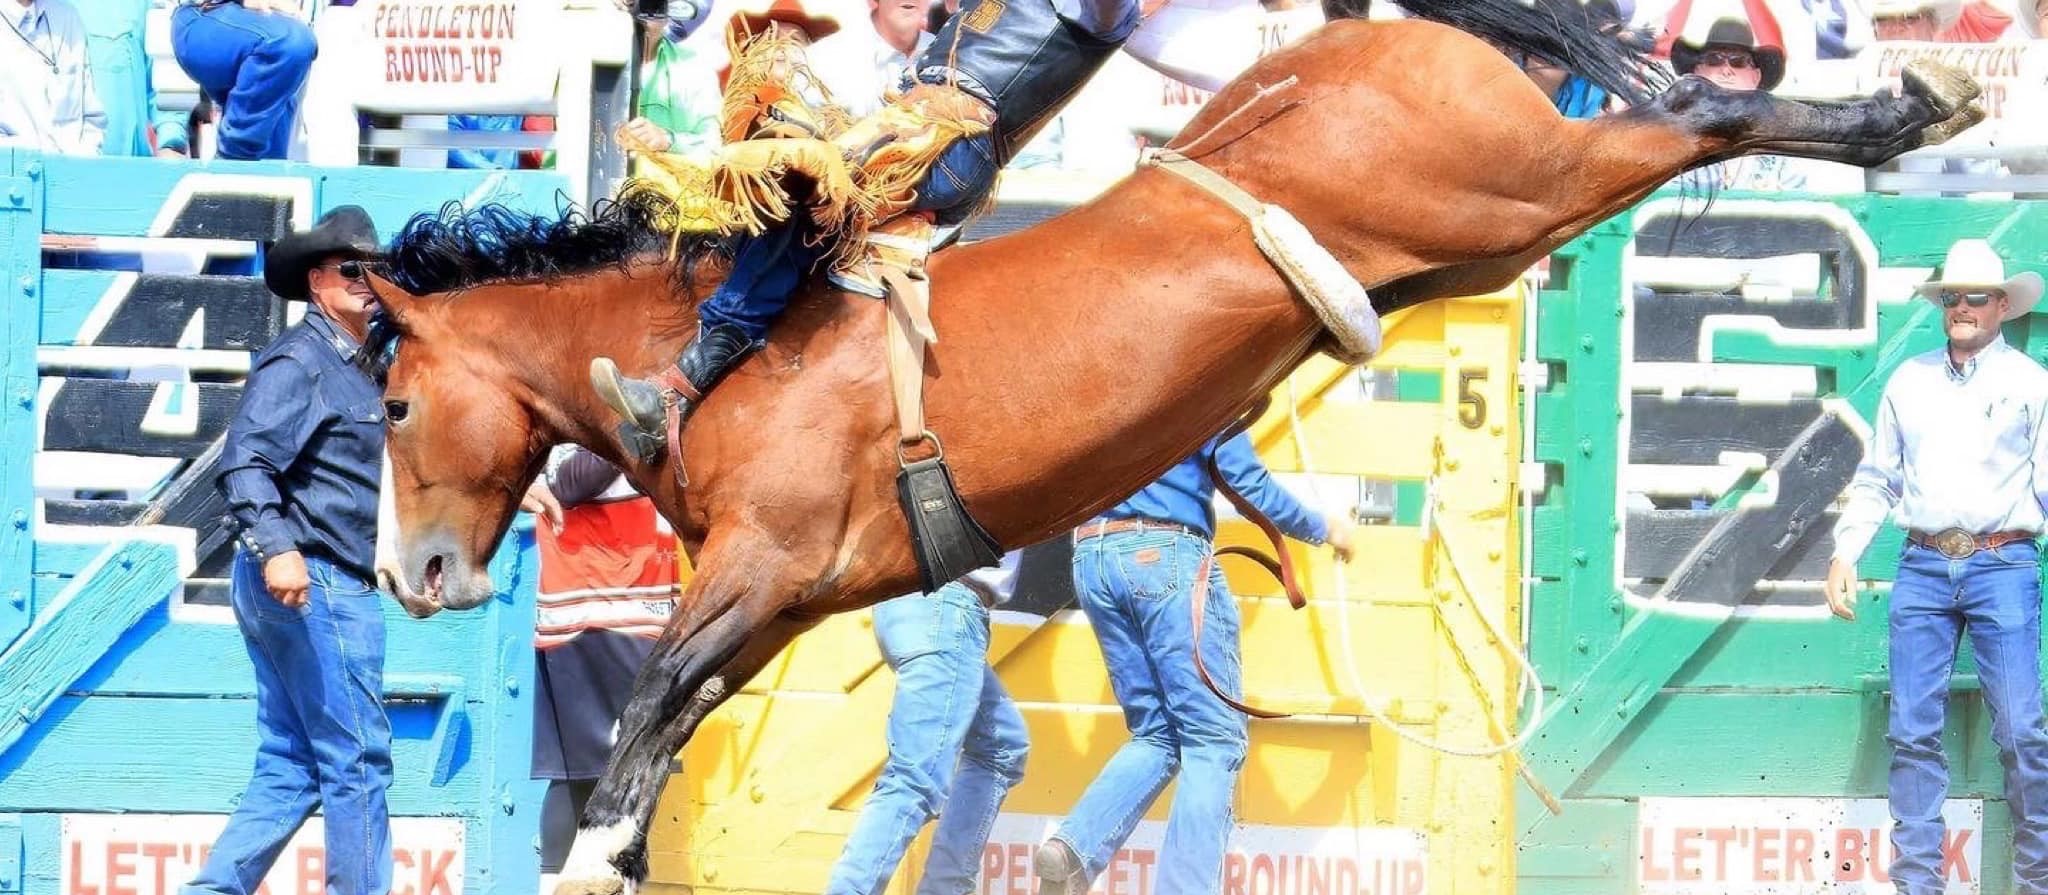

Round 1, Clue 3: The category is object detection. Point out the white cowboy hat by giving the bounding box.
[1913,238,2045,321]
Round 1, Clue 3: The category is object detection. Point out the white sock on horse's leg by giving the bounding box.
[553,820,637,895]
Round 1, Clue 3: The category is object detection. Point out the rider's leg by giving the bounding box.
[590,220,822,459]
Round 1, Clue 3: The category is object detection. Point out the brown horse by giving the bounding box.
[364,7,1980,893]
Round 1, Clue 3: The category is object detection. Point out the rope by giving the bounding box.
[1282,372,1550,758]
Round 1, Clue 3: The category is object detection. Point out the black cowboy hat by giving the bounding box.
[263,205,382,301]
[1670,18,1786,91]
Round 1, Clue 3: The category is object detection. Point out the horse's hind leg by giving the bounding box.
[552,551,819,895]
[1629,60,1983,167]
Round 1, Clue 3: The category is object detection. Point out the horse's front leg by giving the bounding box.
[552,541,819,895]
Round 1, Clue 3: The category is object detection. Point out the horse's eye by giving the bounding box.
[384,400,410,423]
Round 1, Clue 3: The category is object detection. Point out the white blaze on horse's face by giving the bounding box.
[376,296,542,614]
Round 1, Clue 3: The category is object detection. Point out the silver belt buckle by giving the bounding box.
[1931,528,1978,560]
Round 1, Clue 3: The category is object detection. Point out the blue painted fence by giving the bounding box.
[0,149,567,895]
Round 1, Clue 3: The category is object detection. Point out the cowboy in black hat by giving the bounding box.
[1661,0,1787,92]
[188,204,398,895]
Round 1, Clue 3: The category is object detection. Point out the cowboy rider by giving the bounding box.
[588,0,1230,462]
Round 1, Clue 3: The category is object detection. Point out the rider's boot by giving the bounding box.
[588,322,758,464]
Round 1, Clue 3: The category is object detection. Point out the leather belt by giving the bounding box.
[1909,528,2036,559]
[1072,518,1198,543]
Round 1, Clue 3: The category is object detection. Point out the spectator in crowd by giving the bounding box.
[1,0,107,154]
[1033,434,1354,894]
[448,114,523,169]
[2003,0,2044,36]
[189,206,391,895]
[807,0,933,119]
[170,0,317,161]
[615,0,721,159]
[823,553,1031,895]
[71,0,187,156]
[1801,0,1873,57]
[524,445,679,895]
[1941,0,2013,38]
[1870,0,1956,37]
[1826,238,2048,895]
[1659,0,1835,191]
[1485,34,1616,118]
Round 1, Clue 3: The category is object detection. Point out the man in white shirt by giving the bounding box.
[1827,238,2048,895]
[0,0,107,154]
[808,0,935,118]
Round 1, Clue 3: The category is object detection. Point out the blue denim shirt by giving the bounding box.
[1098,432,1328,545]
[217,309,385,581]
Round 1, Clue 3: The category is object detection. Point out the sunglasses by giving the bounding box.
[1696,50,1757,69]
[317,259,368,279]
[1938,288,2004,308]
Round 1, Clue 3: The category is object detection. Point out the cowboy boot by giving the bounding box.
[588,322,759,463]
[1032,840,1087,895]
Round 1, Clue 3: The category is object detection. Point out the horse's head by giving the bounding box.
[367,269,551,614]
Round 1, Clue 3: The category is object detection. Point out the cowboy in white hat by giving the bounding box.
[1828,238,2048,895]
[1910,237,2046,322]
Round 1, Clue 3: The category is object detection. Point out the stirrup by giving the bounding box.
[829,214,937,298]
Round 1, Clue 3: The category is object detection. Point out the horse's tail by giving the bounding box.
[1330,0,1670,106]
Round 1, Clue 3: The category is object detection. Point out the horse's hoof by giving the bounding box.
[550,874,625,895]
[1901,58,1981,119]
[1921,100,1988,147]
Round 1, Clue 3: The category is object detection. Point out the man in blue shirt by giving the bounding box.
[187,205,393,895]
[1827,239,2048,895]
[1035,431,1354,894]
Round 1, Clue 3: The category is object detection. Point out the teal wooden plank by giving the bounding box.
[1516,798,1636,882]
[30,543,104,578]
[36,157,301,237]
[0,813,19,895]
[36,271,117,347]
[1576,691,2011,799]
[70,601,506,698]
[1,150,45,652]
[313,169,569,243]
[0,543,178,757]
[0,695,469,816]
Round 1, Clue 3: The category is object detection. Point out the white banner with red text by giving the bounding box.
[1638,797,1983,894]
[976,814,1427,895]
[61,814,465,895]
[333,0,568,113]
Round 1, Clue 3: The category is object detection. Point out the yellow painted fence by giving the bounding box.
[645,286,1529,894]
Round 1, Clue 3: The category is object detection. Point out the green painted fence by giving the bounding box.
[1519,193,2048,894]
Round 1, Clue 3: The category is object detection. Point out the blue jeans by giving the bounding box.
[825,582,1030,895]
[1051,529,1248,893]
[183,550,394,895]
[693,132,1000,343]
[170,2,316,160]
[1888,540,2048,895]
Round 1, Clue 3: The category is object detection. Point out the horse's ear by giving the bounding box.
[365,264,423,327]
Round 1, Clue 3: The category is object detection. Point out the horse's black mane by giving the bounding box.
[358,191,727,383]
[1329,0,1672,107]
[379,190,720,296]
